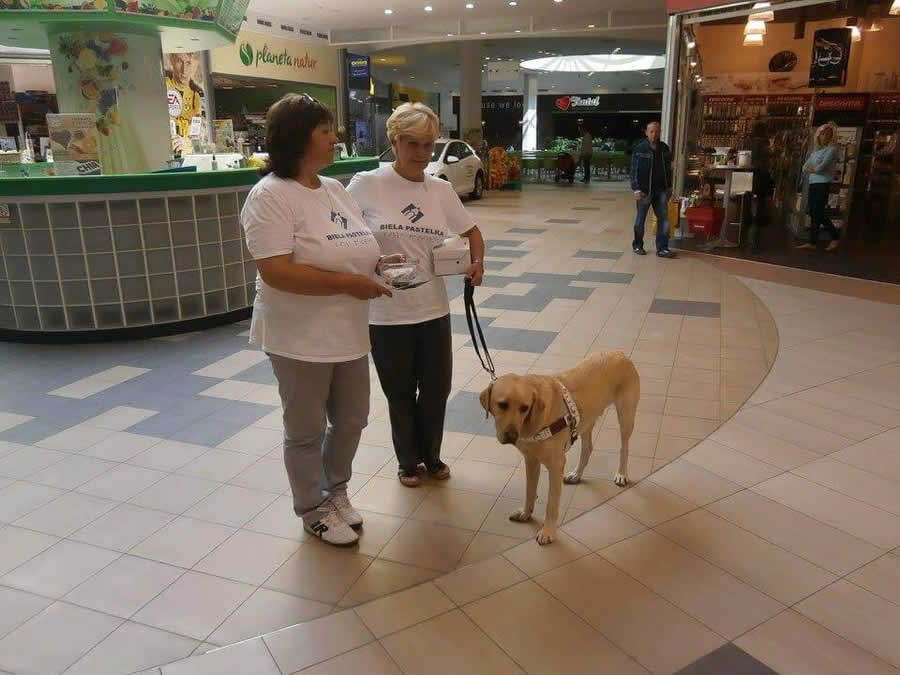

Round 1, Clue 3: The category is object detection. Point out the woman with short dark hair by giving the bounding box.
[240,93,390,546]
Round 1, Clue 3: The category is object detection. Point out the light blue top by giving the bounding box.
[804,145,837,184]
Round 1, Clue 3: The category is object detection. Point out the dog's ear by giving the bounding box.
[525,384,546,429]
[479,383,493,419]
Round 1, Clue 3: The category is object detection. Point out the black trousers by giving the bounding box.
[581,156,591,182]
[369,314,453,473]
[807,182,839,245]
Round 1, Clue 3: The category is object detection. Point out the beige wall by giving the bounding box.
[696,17,900,91]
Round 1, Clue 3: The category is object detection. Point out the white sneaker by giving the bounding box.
[331,491,363,529]
[303,502,358,546]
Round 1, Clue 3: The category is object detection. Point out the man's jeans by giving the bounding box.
[633,190,669,252]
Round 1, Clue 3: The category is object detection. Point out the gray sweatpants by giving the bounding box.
[268,353,370,520]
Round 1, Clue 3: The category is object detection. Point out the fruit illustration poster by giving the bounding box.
[47,113,102,176]
[48,30,170,173]
[116,0,218,21]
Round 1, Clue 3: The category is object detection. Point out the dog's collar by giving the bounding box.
[522,379,580,445]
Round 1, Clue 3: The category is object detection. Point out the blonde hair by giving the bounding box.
[815,121,838,149]
[387,103,440,144]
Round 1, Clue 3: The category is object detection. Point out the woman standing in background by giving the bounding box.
[799,122,840,252]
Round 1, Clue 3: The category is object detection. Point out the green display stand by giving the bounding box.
[0,0,251,173]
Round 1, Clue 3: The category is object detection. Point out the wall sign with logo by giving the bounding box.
[554,95,603,112]
[809,28,852,88]
[210,31,339,87]
[348,55,370,90]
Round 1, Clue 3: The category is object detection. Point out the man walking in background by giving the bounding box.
[578,121,593,183]
[630,121,676,258]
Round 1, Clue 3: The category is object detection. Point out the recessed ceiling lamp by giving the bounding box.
[465,2,475,8]
[744,19,766,35]
[424,5,432,10]
[686,39,696,49]
[515,29,521,32]
[588,24,595,28]
[612,47,621,54]
[743,33,764,46]
[749,2,774,22]
[554,0,563,3]
[447,32,454,36]
[480,31,487,34]
[508,1,517,5]
[384,8,393,14]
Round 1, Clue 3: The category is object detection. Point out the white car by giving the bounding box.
[379,138,485,200]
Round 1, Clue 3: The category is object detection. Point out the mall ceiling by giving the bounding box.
[366,37,667,94]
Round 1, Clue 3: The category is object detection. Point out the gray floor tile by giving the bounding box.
[229,361,276,385]
[675,643,779,675]
[0,420,65,446]
[484,240,524,248]
[507,227,546,234]
[484,260,510,271]
[650,298,722,318]
[578,271,635,284]
[487,249,529,258]
[575,249,623,260]
[546,218,581,224]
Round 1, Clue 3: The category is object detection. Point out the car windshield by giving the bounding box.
[379,143,446,162]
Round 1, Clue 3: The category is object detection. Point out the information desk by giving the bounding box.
[0,158,377,340]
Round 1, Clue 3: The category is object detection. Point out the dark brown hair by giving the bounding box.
[260,93,334,179]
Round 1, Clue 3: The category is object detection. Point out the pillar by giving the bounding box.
[46,28,170,174]
[522,73,538,152]
[458,41,482,148]
[439,88,456,138]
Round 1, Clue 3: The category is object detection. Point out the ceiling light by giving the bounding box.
[508,1,517,5]
[466,2,475,8]
[424,4,432,10]
[891,0,900,15]
[588,24,595,28]
[612,47,621,54]
[743,33,764,46]
[384,8,392,14]
[744,19,766,35]
[521,53,665,72]
[554,0,563,3]
[481,31,487,34]
[515,29,521,33]
[485,56,490,60]
[689,59,697,67]
[749,2,774,21]
[686,40,696,49]
[850,25,861,41]
[447,32,454,36]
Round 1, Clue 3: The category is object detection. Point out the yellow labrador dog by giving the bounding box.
[480,351,640,545]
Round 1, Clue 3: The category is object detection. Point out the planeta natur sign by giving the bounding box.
[210,31,338,87]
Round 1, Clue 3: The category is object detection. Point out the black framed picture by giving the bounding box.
[809,28,852,88]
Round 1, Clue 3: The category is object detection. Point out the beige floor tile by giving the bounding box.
[354,581,454,638]
[608,481,696,527]
[797,580,900,669]
[163,638,280,674]
[793,458,900,516]
[831,441,900,485]
[561,503,647,551]
[381,609,524,675]
[753,473,900,550]
[243,495,302,541]
[666,379,720,401]
[846,554,900,607]
[133,571,255,641]
[737,610,900,675]
[670,367,719,386]
[648,459,742,506]
[438,459,516,495]
[435,555,528,605]
[709,422,820,470]
[264,544,373,604]
[653,435,698,461]
[351,476,431,517]
[761,398,885,442]
[465,580,648,674]
[2,539,121,598]
[599,530,783,639]
[194,529,299,586]
[502,530,590,577]
[795,387,900,428]
[683,439,782,487]
[658,510,837,605]
[477,496,545,539]
[603,410,663,434]
[537,555,725,675]
[208,587,331,646]
[640,377,670,396]
[460,436,522,466]
[185,484,279,528]
[131,517,235,569]
[708,490,884,576]
[379,519,474,572]
[674,352,721,371]
[263,610,374,675]
[592,428,657,457]
[65,621,198,675]
[564,452,654,486]
[734,408,853,454]
[660,415,719,440]
[298,642,401,675]
[569,476,626,510]
[410,488,497,530]
[458,531,526,566]
[338,559,440,607]
[665,396,720,420]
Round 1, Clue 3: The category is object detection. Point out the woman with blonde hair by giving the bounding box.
[348,102,485,487]
[799,121,840,252]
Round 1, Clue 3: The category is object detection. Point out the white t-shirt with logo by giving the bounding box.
[347,165,475,326]
[241,173,382,362]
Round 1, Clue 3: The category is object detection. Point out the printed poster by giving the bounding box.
[165,51,211,155]
[213,119,236,153]
[809,28,852,88]
[46,113,102,176]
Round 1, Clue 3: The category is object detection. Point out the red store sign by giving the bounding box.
[815,94,868,111]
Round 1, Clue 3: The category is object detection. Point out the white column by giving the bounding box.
[458,41,482,147]
[522,73,538,152]
[439,88,456,137]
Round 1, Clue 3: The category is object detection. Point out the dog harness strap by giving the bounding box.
[464,279,497,381]
[522,380,581,444]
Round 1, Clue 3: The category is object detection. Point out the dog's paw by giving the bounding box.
[535,528,555,545]
[508,509,533,523]
[614,473,628,487]
[563,471,582,485]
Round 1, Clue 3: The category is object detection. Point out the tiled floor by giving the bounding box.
[2,182,900,675]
